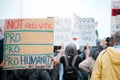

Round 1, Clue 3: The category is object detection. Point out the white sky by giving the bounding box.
[0,0,111,39]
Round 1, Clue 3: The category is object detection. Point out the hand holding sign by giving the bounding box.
[52,43,64,66]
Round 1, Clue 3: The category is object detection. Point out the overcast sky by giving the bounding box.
[0,0,111,39]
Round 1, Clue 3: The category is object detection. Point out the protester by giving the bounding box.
[91,30,120,80]
[78,38,106,80]
[0,38,3,80]
[60,43,82,80]
[0,28,4,80]
[0,28,4,64]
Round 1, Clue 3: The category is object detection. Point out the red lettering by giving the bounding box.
[25,22,52,29]
[26,23,30,28]
[47,24,52,29]
[39,24,43,29]
[39,23,52,29]
[32,23,37,29]
[6,19,23,30]
[112,9,120,16]
[7,20,14,29]
[26,23,38,29]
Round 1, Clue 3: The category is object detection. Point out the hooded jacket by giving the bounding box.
[91,47,120,80]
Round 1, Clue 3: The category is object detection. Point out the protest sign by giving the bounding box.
[3,18,54,70]
[111,1,120,34]
[54,18,72,46]
[73,18,96,46]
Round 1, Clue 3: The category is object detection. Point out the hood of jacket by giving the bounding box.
[107,47,120,64]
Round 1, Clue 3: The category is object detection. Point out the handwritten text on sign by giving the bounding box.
[4,19,54,70]
[77,18,96,46]
[54,18,71,46]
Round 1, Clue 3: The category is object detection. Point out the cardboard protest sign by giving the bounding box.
[54,18,72,46]
[3,18,54,70]
[74,18,96,46]
[111,1,120,34]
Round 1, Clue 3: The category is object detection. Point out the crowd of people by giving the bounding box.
[0,28,120,80]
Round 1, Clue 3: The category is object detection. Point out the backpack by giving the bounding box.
[63,55,78,80]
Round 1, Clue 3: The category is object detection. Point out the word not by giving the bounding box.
[6,19,24,30]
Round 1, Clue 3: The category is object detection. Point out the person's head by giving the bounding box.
[65,43,77,57]
[114,30,120,44]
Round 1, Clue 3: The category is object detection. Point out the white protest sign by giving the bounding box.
[77,18,96,46]
[111,1,120,34]
[54,18,72,46]
[71,17,81,49]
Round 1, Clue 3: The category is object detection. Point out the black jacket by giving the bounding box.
[79,45,103,61]
[0,39,3,64]
[90,45,103,60]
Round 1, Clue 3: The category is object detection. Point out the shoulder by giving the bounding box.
[76,55,82,62]
[99,49,107,56]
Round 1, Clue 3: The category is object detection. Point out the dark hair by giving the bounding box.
[54,46,61,53]
[106,37,111,46]
[115,30,120,43]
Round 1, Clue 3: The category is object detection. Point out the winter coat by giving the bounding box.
[79,45,103,74]
[79,57,95,74]
[79,45,103,62]
[90,45,103,60]
[91,47,120,80]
